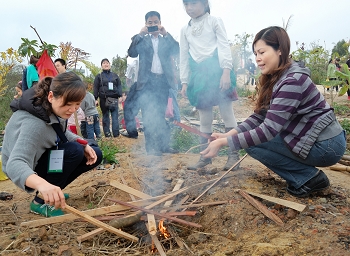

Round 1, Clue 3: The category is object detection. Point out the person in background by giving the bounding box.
[346,55,350,100]
[14,81,23,99]
[346,55,350,70]
[120,91,141,133]
[21,67,28,91]
[326,58,337,92]
[3,72,103,217]
[180,0,239,170]
[168,56,181,122]
[93,58,122,138]
[121,57,140,139]
[80,87,102,140]
[127,11,179,155]
[26,55,39,89]
[202,26,346,198]
[54,58,67,74]
[67,107,85,135]
[245,58,256,85]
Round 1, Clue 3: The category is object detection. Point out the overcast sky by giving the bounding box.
[1,0,348,66]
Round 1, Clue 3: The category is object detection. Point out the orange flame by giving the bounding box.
[151,240,156,253]
[158,220,171,239]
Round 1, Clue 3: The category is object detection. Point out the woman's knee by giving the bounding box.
[62,142,85,161]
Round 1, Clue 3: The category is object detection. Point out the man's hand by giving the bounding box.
[158,25,167,36]
[139,26,148,36]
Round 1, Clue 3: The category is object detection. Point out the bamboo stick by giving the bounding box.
[65,205,138,242]
[184,154,247,210]
[238,190,284,226]
[245,190,306,212]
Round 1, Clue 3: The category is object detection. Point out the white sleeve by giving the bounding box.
[214,17,233,70]
[179,26,190,84]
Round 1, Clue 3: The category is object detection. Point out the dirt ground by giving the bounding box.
[0,82,350,256]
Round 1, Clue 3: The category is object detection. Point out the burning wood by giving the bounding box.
[107,198,202,228]
[158,220,171,239]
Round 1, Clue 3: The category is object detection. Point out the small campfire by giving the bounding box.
[158,220,171,239]
[19,156,307,255]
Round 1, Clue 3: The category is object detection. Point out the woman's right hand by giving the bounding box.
[26,174,66,210]
[38,183,66,210]
[181,83,188,98]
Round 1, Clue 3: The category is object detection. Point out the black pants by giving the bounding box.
[34,142,103,189]
[139,74,170,153]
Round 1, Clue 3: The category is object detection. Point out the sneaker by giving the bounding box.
[30,201,64,217]
[287,170,330,198]
[120,130,138,139]
[187,156,212,170]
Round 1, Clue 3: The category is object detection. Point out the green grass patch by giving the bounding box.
[98,139,126,164]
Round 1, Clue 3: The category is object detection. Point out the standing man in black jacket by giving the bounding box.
[93,58,122,137]
[128,11,179,156]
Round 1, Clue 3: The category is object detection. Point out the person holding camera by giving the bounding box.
[93,58,122,138]
[127,11,179,156]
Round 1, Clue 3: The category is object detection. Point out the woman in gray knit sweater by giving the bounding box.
[202,26,346,198]
[2,72,103,217]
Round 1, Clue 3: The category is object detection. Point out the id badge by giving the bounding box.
[48,150,64,173]
[108,82,113,90]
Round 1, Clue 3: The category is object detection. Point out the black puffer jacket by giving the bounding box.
[10,86,50,123]
[93,70,122,100]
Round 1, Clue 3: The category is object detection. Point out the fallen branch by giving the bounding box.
[238,190,284,226]
[108,198,202,228]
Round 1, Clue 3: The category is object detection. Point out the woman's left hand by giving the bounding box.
[200,138,228,158]
[84,145,97,165]
[220,69,231,91]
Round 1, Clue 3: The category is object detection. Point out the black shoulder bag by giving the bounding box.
[100,73,118,108]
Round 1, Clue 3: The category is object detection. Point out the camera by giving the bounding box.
[147,26,159,32]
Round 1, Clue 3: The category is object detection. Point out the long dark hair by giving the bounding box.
[34,72,86,115]
[253,26,291,113]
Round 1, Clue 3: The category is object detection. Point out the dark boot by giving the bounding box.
[223,127,240,171]
[188,133,212,170]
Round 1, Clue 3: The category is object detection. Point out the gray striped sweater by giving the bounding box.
[227,62,343,159]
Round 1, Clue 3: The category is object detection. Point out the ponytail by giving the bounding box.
[34,77,53,114]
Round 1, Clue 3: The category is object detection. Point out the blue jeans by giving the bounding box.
[245,131,346,188]
[85,114,101,139]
